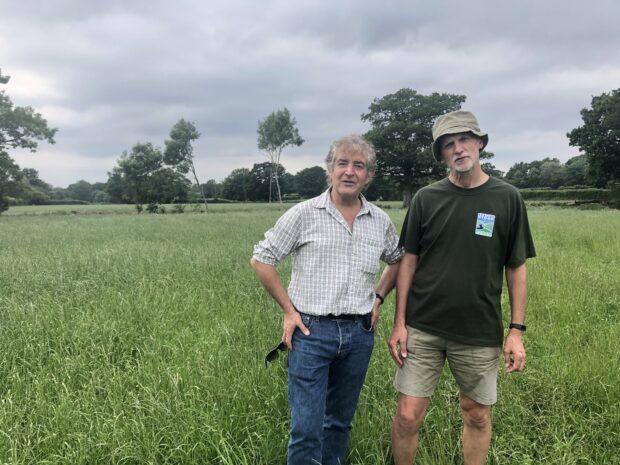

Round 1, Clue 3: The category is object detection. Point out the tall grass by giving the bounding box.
[0,206,618,464]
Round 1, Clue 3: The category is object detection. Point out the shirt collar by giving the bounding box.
[312,188,372,216]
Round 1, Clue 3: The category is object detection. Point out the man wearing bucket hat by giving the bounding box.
[388,111,536,465]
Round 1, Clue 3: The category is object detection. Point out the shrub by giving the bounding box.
[519,188,609,202]
[146,203,159,214]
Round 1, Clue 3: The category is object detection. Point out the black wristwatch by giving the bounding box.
[509,323,526,332]
[375,292,384,305]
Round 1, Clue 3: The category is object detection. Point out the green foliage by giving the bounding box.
[164,119,207,209]
[249,162,292,202]
[108,143,190,206]
[293,165,327,198]
[257,108,304,155]
[363,175,401,201]
[163,119,200,173]
[504,155,598,189]
[480,150,504,178]
[519,187,609,202]
[257,108,304,203]
[172,203,185,214]
[221,168,251,201]
[568,88,620,184]
[362,88,465,203]
[0,70,57,213]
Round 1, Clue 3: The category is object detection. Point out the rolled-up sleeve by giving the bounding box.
[382,219,404,264]
[252,207,302,266]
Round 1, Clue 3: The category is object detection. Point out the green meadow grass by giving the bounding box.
[0,205,618,464]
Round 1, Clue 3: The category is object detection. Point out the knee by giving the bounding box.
[460,400,491,431]
[393,405,425,435]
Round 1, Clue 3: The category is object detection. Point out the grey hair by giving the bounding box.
[325,134,377,174]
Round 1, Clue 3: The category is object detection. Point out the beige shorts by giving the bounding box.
[394,327,501,405]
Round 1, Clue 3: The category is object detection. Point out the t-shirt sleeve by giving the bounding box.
[398,195,422,255]
[505,194,536,267]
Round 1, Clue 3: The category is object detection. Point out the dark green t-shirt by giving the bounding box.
[399,177,536,346]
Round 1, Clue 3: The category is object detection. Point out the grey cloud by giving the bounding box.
[1,0,619,187]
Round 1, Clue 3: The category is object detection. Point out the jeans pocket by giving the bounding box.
[299,313,315,331]
[359,313,374,333]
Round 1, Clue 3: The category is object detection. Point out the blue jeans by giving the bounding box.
[287,313,375,465]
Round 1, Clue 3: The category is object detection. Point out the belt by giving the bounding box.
[304,312,369,321]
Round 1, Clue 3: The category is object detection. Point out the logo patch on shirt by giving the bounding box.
[475,213,495,237]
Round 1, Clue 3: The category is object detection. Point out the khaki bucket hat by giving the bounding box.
[432,111,488,161]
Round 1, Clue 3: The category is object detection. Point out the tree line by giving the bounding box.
[1,67,619,213]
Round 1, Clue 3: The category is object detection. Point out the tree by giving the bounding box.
[568,88,620,185]
[257,108,304,203]
[108,142,189,207]
[505,157,564,188]
[294,166,327,198]
[564,154,594,187]
[363,174,400,201]
[0,70,57,213]
[221,168,251,201]
[164,119,207,211]
[248,162,291,202]
[203,179,221,198]
[361,88,466,206]
[66,180,95,202]
[479,151,504,179]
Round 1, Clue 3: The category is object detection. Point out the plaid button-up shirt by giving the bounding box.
[252,190,403,316]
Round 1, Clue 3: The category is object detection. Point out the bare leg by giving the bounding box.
[460,393,492,465]
[391,394,430,465]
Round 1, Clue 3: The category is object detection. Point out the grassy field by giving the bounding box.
[0,204,618,464]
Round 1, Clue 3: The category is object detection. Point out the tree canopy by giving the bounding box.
[568,88,620,184]
[294,166,327,198]
[0,70,57,213]
[504,155,596,189]
[107,142,190,206]
[164,119,207,210]
[257,108,304,203]
[361,88,465,204]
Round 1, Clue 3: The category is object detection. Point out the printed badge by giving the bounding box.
[475,213,495,237]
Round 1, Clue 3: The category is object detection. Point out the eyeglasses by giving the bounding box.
[265,341,287,368]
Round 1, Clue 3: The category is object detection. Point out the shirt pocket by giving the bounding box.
[355,237,382,274]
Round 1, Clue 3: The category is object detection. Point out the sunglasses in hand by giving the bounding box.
[265,341,287,368]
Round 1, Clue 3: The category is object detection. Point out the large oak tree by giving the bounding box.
[0,70,57,213]
[568,88,620,185]
[362,88,465,206]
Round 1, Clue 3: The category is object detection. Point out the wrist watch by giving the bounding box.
[509,323,526,332]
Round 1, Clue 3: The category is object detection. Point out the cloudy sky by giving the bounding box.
[2,0,619,188]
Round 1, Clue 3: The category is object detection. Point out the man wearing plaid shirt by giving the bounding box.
[251,134,403,465]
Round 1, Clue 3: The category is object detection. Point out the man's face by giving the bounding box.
[439,132,484,174]
[330,149,372,200]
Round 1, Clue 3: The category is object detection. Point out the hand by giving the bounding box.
[388,324,408,367]
[371,300,381,330]
[504,330,526,373]
[282,308,310,351]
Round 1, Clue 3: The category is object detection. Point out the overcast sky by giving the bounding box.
[2,0,620,188]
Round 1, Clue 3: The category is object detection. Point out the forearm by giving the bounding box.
[250,258,296,315]
[375,262,400,300]
[505,264,527,325]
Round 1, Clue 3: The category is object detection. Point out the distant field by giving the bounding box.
[3,201,403,216]
[0,205,618,464]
